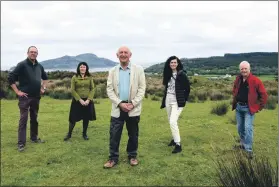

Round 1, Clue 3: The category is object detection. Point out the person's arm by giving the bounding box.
[183,73,191,101]
[41,66,48,93]
[87,77,95,101]
[106,69,122,106]
[131,67,146,107]
[71,76,81,101]
[257,79,268,111]
[8,63,27,97]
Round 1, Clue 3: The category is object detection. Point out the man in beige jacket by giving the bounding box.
[104,46,146,168]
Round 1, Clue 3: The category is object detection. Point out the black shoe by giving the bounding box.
[83,134,89,140]
[64,133,71,141]
[18,144,25,152]
[233,144,245,150]
[245,151,254,159]
[168,139,176,146]
[172,144,182,153]
[31,138,45,143]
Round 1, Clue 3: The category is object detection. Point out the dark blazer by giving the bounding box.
[160,70,191,109]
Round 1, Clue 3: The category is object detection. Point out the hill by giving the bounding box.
[145,52,278,75]
[9,53,118,71]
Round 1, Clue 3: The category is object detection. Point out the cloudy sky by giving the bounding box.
[1,1,278,69]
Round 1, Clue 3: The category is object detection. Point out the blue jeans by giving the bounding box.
[236,103,255,152]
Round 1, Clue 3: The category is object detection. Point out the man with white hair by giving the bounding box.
[232,61,268,159]
[104,46,146,168]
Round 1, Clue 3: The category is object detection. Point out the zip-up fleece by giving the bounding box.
[8,58,48,97]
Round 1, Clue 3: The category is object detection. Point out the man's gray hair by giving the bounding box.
[239,61,250,70]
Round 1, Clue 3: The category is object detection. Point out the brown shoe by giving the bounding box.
[103,160,117,169]
[129,158,138,166]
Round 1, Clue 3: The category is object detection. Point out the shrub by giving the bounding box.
[48,86,72,100]
[151,95,160,101]
[264,95,278,110]
[61,78,71,88]
[144,92,148,99]
[196,90,208,102]
[215,151,278,187]
[188,92,196,103]
[5,89,17,100]
[94,84,107,98]
[210,91,230,101]
[223,87,233,95]
[267,88,278,96]
[211,102,229,116]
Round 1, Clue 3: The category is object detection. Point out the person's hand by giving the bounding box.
[126,103,134,111]
[40,88,45,95]
[17,91,28,98]
[79,99,86,106]
[84,99,90,106]
[119,103,129,112]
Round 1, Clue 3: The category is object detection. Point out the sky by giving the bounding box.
[1,1,278,69]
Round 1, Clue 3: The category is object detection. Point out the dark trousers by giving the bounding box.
[109,111,140,162]
[18,96,40,145]
[68,119,89,135]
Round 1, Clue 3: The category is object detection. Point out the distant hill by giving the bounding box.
[145,52,278,75]
[9,53,118,71]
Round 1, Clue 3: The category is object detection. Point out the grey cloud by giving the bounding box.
[1,1,278,69]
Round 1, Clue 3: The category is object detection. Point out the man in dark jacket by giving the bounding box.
[232,61,268,159]
[8,46,48,152]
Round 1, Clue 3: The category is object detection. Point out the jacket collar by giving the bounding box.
[26,58,38,66]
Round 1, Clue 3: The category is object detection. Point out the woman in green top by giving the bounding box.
[64,62,96,141]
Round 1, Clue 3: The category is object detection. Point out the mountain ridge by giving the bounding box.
[9,53,118,71]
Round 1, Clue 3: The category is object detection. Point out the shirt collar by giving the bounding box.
[119,62,131,70]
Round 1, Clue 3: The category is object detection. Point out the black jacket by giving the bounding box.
[8,58,48,97]
[160,70,191,109]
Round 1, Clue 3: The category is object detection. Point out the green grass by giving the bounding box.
[258,75,277,81]
[1,97,278,186]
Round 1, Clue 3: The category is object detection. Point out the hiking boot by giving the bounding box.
[64,133,71,141]
[129,158,139,166]
[233,144,245,150]
[18,144,25,152]
[168,139,176,146]
[82,134,89,140]
[103,160,117,169]
[172,144,182,153]
[31,138,45,143]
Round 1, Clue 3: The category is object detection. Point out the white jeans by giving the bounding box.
[165,94,183,143]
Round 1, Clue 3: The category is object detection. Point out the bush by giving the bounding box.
[145,92,148,99]
[211,102,229,116]
[188,92,196,103]
[210,91,230,101]
[48,86,72,100]
[267,88,278,96]
[196,90,208,102]
[215,151,278,187]
[94,84,107,98]
[94,78,107,85]
[151,95,160,101]
[223,87,233,95]
[264,96,278,110]
[61,78,71,88]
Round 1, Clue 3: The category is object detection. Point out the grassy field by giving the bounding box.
[1,97,278,186]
